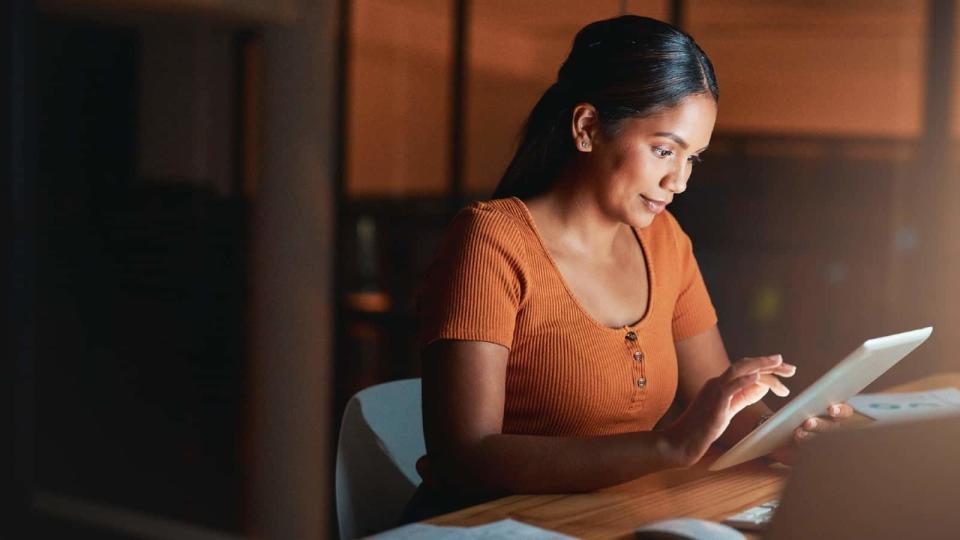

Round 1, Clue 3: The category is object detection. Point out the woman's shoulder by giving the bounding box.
[447,197,532,246]
[459,197,529,226]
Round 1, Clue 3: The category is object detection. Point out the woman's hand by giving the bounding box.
[767,402,855,465]
[663,355,796,467]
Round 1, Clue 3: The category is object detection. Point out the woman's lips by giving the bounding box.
[640,194,667,214]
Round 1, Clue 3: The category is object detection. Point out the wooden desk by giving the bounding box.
[426,373,960,539]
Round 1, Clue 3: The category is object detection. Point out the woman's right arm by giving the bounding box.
[421,339,779,497]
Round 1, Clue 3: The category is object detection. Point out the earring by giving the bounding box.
[580,140,590,150]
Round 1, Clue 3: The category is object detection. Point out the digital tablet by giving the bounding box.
[708,326,933,471]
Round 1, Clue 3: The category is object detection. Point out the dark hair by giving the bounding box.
[492,16,718,200]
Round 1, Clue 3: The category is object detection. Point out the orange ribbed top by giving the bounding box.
[417,197,717,436]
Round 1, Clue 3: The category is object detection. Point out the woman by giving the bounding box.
[407,15,852,520]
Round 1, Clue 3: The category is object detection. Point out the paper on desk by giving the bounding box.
[367,518,578,540]
[848,387,960,423]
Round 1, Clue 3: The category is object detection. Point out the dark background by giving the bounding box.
[4,1,959,539]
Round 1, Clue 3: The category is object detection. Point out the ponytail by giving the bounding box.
[493,83,573,200]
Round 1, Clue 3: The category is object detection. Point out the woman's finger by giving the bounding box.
[759,373,790,397]
[827,402,855,419]
[727,355,782,381]
[726,376,771,414]
[766,362,797,377]
[723,372,772,405]
[801,416,842,434]
[722,372,759,396]
[797,404,855,439]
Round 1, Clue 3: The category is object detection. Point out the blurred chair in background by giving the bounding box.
[335,378,425,539]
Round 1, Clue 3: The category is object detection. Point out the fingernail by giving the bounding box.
[830,405,841,416]
[774,354,783,362]
[805,418,817,429]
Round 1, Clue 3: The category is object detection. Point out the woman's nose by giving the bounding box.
[662,165,688,194]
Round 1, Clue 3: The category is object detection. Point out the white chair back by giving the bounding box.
[335,378,425,539]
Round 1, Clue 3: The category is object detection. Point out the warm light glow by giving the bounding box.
[687,0,927,137]
[347,0,453,197]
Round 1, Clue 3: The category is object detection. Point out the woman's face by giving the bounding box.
[588,94,717,229]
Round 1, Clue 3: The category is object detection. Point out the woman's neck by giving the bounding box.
[524,174,627,261]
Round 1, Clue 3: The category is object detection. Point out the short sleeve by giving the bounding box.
[669,217,718,341]
[416,205,528,350]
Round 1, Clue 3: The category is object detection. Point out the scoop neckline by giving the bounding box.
[508,196,655,334]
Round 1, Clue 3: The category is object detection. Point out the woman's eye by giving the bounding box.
[653,146,673,158]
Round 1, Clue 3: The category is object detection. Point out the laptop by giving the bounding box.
[763,414,960,539]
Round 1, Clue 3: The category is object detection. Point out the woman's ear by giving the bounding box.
[570,103,599,152]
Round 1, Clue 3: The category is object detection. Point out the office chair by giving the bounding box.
[335,378,425,540]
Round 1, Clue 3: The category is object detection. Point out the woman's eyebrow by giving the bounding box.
[654,131,689,148]
[654,131,708,153]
